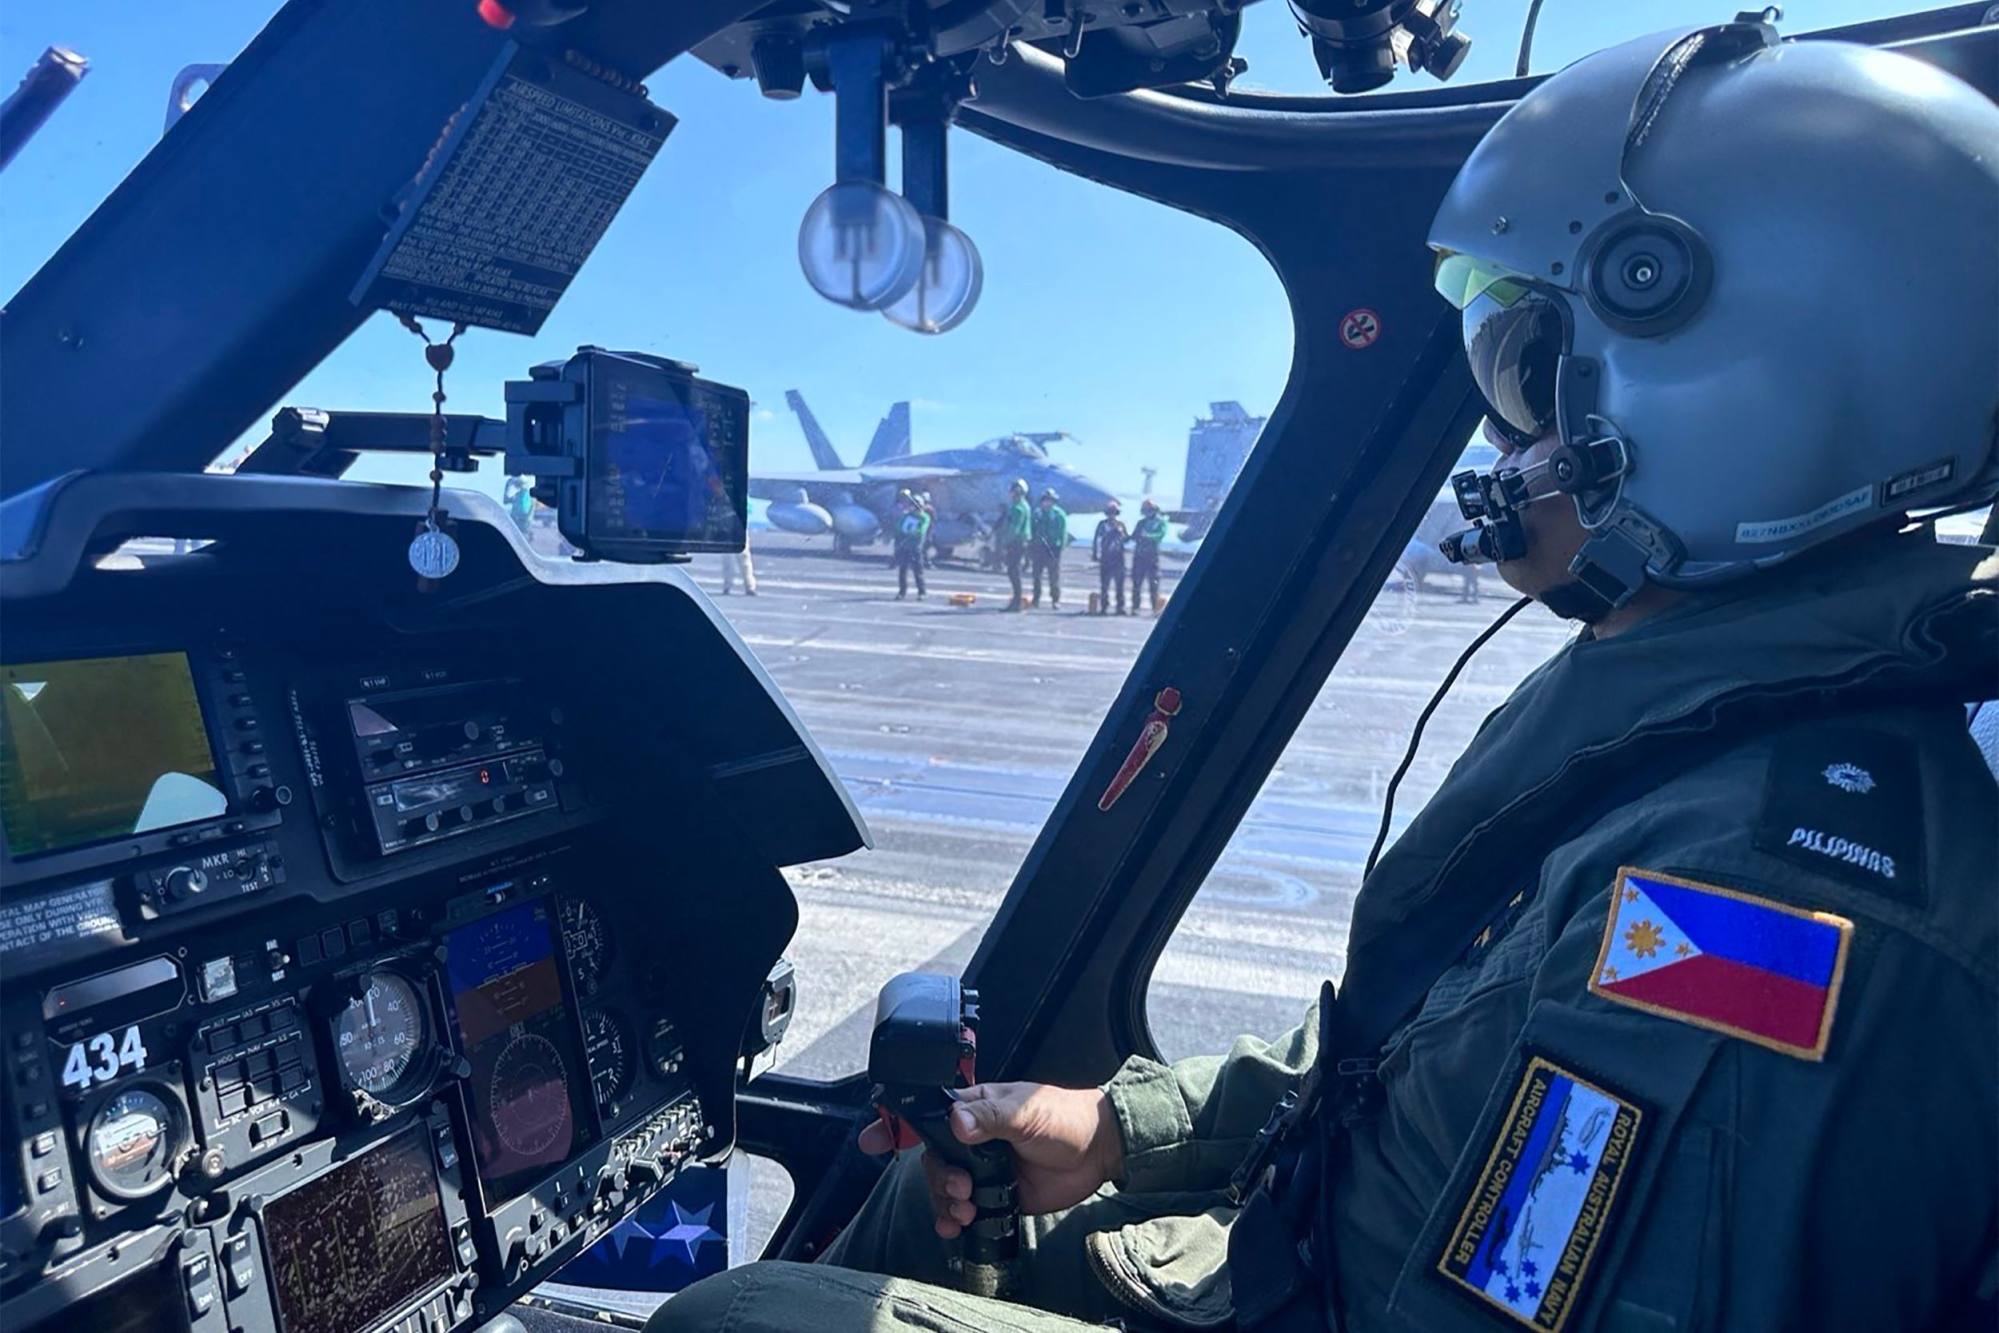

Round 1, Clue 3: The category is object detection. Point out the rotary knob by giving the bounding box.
[165,866,208,901]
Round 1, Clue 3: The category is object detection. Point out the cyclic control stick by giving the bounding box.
[867,972,1020,1299]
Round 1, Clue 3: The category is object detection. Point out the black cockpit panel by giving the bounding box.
[0,472,861,1333]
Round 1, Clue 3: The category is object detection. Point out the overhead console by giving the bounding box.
[0,472,866,1333]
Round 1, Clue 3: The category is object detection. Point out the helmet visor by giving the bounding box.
[1461,284,1567,453]
[1433,252,1535,312]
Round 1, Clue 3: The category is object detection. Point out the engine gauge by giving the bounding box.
[333,970,432,1104]
[86,1083,187,1200]
[559,898,611,996]
[582,1008,633,1114]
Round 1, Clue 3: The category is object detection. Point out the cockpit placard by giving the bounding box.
[350,42,675,335]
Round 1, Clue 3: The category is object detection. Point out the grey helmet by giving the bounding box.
[1428,16,1999,604]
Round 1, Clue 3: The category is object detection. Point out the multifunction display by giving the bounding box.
[0,654,225,857]
[263,1125,453,1333]
[443,900,593,1204]
[587,366,748,553]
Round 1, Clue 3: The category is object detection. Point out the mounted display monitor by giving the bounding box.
[505,348,750,564]
[0,654,225,857]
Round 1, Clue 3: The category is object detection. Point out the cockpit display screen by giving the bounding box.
[263,1125,453,1333]
[444,898,595,1204]
[0,654,225,857]
[586,360,748,554]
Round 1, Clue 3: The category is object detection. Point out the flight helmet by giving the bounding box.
[1428,15,1999,607]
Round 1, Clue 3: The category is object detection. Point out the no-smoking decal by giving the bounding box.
[1340,307,1382,350]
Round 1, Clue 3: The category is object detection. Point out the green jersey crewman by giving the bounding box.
[893,490,927,601]
[653,20,1999,1333]
[1130,499,1168,614]
[1031,488,1068,609]
[998,478,1032,612]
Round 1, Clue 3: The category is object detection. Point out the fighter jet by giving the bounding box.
[752,391,1119,556]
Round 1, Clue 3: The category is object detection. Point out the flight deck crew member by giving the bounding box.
[720,539,757,595]
[919,492,938,566]
[1031,488,1068,609]
[653,21,1999,1333]
[1130,498,1168,614]
[999,478,1032,612]
[1092,500,1128,615]
[893,490,927,600]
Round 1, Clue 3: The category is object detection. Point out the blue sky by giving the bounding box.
[1,1,1908,502]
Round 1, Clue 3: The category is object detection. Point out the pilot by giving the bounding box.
[1130,498,1168,615]
[1092,499,1129,616]
[654,21,1997,1333]
[1030,488,1069,610]
[999,478,1033,612]
[893,489,928,601]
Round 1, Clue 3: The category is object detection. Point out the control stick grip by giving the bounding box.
[889,1096,1020,1297]
[865,971,1019,1299]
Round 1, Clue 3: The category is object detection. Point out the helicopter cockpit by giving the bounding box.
[0,3,1991,1332]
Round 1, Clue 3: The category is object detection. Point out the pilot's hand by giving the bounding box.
[857,1082,1124,1239]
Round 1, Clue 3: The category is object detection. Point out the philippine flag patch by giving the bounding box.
[1589,867,1853,1061]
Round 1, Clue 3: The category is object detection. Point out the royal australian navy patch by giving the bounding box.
[1436,1057,1643,1331]
[1754,728,1925,905]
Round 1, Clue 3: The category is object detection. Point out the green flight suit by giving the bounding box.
[651,533,1997,1332]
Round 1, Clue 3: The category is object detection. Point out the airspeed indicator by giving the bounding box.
[334,970,430,1102]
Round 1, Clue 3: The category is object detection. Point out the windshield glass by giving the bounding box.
[0,0,1938,1086]
[0,3,1288,1079]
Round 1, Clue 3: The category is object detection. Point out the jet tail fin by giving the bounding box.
[786,390,847,471]
[862,401,912,464]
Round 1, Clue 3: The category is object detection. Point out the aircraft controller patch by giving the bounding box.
[1436,1056,1642,1331]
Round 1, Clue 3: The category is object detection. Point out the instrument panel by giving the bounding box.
[0,476,844,1333]
[0,640,722,1333]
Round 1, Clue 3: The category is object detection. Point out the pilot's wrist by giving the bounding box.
[1089,1087,1125,1187]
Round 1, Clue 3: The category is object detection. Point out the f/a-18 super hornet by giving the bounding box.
[751,390,1118,555]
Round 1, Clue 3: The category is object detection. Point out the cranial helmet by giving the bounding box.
[1428,15,1999,606]
[1011,478,1028,495]
[1105,499,1121,515]
[1141,499,1159,514]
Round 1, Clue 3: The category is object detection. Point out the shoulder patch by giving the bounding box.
[1436,1056,1643,1331]
[1753,727,1926,905]
[1589,867,1852,1061]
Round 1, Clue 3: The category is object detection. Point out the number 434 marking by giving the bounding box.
[60,1026,148,1090]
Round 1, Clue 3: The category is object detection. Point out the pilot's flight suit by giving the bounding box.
[656,534,1997,1333]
